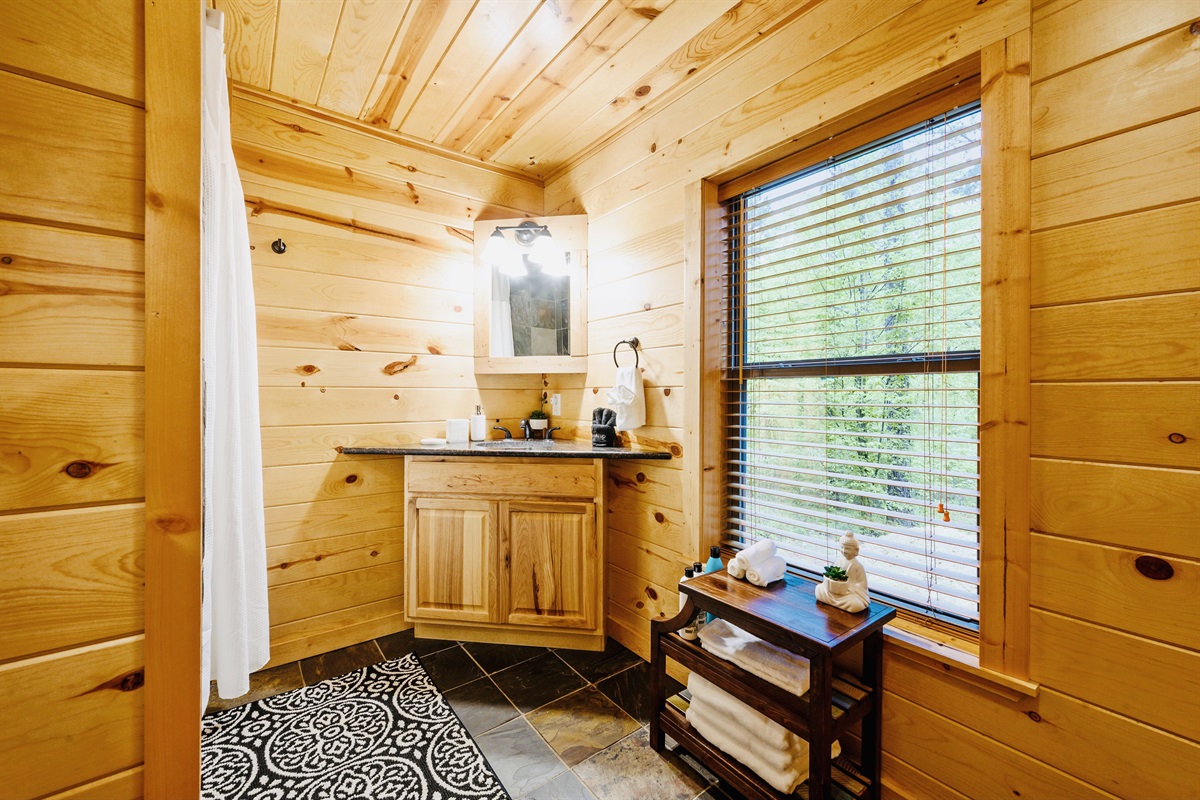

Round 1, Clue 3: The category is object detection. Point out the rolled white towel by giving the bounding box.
[698,619,811,696]
[735,540,777,569]
[747,555,786,587]
[686,700,807,795]
[727,559,746,579]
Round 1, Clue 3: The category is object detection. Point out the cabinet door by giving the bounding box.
[407,498,497,623]
[503,501,598,630]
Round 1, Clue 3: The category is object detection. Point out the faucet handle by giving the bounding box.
[546,427,561,440]
[492,425,512,439]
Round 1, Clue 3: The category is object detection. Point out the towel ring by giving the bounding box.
[613,337,640,368]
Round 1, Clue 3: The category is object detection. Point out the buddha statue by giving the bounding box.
[815,531,870,612]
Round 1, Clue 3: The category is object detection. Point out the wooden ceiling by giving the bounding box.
[215,0,808,181]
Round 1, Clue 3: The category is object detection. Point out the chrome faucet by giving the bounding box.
[519,419,532,439]
[546,427,561,440]
[493,425,512,439]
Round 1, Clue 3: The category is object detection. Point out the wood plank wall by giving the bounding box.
[545,0,1200,797]
[0,2,148,798]
[228,89,544,667]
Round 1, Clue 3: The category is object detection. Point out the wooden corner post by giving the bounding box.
[144,0,203,796]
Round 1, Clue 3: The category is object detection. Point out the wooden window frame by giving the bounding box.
[684,34,1032,686]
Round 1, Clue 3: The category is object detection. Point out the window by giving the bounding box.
[722,102,983,628]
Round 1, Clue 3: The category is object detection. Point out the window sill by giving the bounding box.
[883,618,1039,701]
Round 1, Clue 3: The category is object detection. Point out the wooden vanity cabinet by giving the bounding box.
[404,456,605,650]
[407,498,498,624]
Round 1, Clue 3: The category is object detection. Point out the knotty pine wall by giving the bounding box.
[228,90,544,667]
[545,0,1200,797]
[0,2,147,798]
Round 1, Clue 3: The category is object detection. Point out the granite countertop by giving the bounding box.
[340,440,672,460]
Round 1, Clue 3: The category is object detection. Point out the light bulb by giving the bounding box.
[529,231,560,268]
[483,228,508,264]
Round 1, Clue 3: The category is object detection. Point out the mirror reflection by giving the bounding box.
[491,258,572,357]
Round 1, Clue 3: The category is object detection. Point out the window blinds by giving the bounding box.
[721,103,983,625]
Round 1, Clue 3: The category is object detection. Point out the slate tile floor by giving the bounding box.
[205,631,747,800]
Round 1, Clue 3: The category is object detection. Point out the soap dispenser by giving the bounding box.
[470,405,487,441]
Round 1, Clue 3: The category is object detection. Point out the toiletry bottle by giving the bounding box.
[703,546,723,623]
[689,562,706,635]
[470,405,487,442]
[679,567,699,640]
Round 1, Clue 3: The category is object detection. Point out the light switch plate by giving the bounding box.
[550,393,562,415]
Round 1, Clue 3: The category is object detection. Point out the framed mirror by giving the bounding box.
[473,214,587,374]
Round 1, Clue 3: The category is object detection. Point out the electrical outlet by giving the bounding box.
[550,393,562,415]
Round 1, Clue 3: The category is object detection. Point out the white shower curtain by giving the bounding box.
[491,271,515,357]
[200,8,270,705]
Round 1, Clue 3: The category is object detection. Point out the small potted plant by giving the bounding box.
[528,409,549,432]
[822,564,850,597]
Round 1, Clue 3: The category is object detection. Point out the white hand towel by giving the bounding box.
[727,558,747,579]
[735,540,777,569]
[689,696,802,772]
[686,700,808,794]
[747,555,786,587]
[605,366,646,431]
[698,619,811,696]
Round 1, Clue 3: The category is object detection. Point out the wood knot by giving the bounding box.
[297,364,320,375]
[663,388,671,396]
[383,356,418,375]
[644,586,658,600]
[370,550,379,557]
[345,474,358,484]
[394,394,399,400]
[1,256,12,264]
[1135,555,1174,580]
[635,472,646,483]
[454,305,463,313]
[153,515,191,533]
[64,460,94,478]
[1168,432,1187,444]
[634,85,651,98]
[320,387,326,393]
[1027,711,1041,723]
[654,512,665,523]
[426,344,443,355]
[1191,20,1200,36]
[119,671,144,692]
[146,192,164,209]
[668,444,683,457]
[279,562,289,569]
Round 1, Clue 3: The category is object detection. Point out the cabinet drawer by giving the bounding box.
[406,458,596,498]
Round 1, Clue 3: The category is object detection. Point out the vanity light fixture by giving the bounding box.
[484,220,560,276]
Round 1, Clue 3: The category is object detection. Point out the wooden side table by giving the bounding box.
[650,571,896,800]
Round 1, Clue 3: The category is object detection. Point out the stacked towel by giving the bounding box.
[698,619,811,696]
[727,540,784,586]
[605,366,646,431]
[747,556,786,587]
[685,673,840,794]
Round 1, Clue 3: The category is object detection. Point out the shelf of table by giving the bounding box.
[660,699,871,800]
[659,632,873,743]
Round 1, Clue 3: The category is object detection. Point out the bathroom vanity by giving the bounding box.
[342,442,670,651]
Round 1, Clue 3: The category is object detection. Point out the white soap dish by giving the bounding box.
[419,437,447,446]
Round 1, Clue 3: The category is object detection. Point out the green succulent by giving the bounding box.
[823,565,849,582]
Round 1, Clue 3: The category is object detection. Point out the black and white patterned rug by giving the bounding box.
[201,653,510,800]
